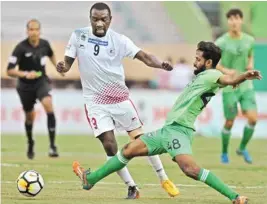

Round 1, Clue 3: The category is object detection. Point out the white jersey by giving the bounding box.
[65,27,141,105]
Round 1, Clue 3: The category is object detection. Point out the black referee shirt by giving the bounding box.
[7,38,54,84]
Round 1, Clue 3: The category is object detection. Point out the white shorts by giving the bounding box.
[84,100,143,137]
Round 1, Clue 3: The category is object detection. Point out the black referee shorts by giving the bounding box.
[16,79,52,112]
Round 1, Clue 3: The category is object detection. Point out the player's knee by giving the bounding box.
[180,163,200,180]
[102,140,118,156]
[128,128,143,141]
[225,120,234,129]
[25,111,35,123]
[41,96,53,113]
[247,115,257,126]
[122,143,134,159]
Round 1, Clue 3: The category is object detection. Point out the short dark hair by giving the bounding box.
[90,2,111,16]
[226,8,243,18]
[26,19,41,29]
[197,41,221,68]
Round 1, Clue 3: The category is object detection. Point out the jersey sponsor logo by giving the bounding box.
[8,56,17,64]
[88,38,108,46]
[25,52,32,57]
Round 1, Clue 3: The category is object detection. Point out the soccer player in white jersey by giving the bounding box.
[56,2,179,199]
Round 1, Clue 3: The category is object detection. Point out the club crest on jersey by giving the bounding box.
[108,48,115,56]
[81,34,86,41]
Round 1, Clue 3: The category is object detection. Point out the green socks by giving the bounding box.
[86,151,129,185]
[222,123,255,153]
[222,127,231,154]
[198,168,238,201]
[239,124,255,151]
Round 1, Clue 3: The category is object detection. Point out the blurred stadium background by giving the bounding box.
[1,1,267,137]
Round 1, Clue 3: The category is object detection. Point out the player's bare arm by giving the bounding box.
[216,63,237,75]
[49,54,57,67]
[135,50,173,71]
[56,56,75,73]
[7,68,40,79]
[218,70,262,86]
[50,54,65,76]
[7,68,28,78]
[247,55,254,70]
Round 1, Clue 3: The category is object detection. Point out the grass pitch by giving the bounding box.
[1,135,267,204]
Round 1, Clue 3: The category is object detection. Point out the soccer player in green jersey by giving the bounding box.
[215,9,257,164]
[73,41,261,203]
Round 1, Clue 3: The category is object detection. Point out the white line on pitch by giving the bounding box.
[2,181,266,189]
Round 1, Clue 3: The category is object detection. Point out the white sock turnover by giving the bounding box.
[147,155,168,182]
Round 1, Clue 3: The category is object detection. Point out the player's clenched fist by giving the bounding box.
[245,70,262,80]
[56,61,65,73]
[161,61,173,71]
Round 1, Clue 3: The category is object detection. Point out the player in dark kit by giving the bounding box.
[7,19,59,159]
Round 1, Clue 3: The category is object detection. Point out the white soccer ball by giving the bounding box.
[17,170,44,197]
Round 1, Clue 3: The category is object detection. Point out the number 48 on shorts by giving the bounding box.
[167,139,181,150]
[140,123,193,159]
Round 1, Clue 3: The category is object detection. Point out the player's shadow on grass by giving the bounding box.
[16,198,37,200]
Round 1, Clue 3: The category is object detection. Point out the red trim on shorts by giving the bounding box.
[129,99,143,126]
[84,104,93,129]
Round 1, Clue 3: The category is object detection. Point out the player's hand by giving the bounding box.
[25,71,41,79]
[56,61,66,73]
[161,61,173,71]
[245,70,262,80]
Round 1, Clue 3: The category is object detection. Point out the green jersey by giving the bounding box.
[165,69,223,130]
[215,32,255,92]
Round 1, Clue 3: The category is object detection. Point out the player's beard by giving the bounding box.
[93,28,106,37]
[194,65,206,75]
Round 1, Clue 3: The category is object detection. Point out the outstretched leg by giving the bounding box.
[174,154,248,203]
[72,138,148,191]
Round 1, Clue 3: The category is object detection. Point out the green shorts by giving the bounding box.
[140,122,194,159]
[223,90,257,120]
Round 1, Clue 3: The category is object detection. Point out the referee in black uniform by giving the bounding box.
[7,19,59,159]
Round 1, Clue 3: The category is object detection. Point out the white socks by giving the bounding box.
[107,156,136,187]
[147,155,168,181]
[107,155,168,186]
